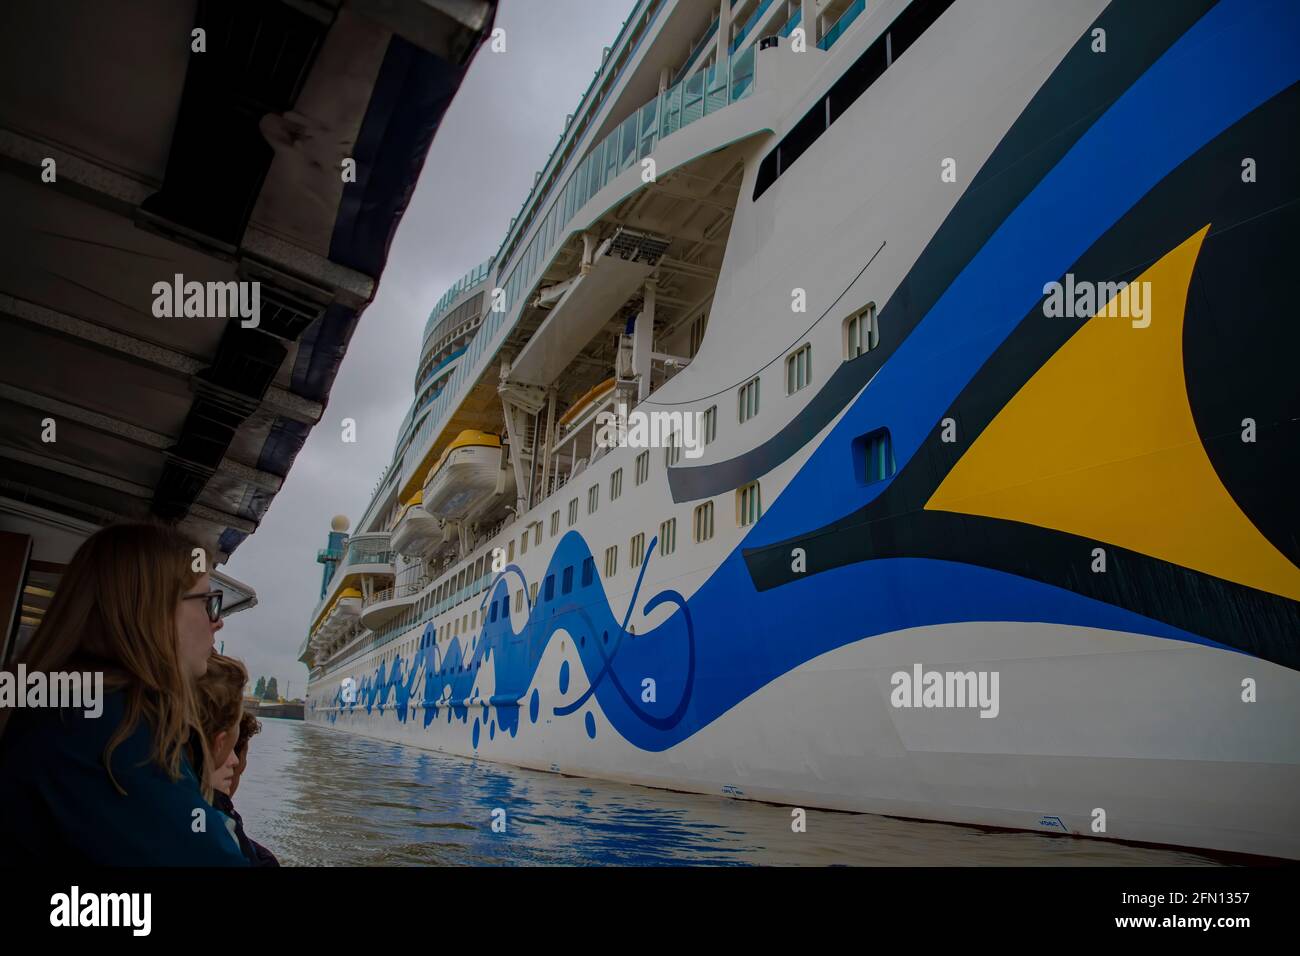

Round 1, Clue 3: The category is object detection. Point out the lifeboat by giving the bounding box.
[390,491,442,556]
[315,586,363,645]
[421,430,503,520]
[335,587,363,615]
[558,377,616,433]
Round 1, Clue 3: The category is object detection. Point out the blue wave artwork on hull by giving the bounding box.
[324,524,1202,752]
[316,0,1295,753]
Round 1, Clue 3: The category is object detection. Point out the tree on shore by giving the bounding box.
[264,677,279,701]
[253,676,266,699]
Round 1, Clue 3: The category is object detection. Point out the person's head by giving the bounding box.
[195,654,248,791]
[231,711,262,797]
[0,522,223,789]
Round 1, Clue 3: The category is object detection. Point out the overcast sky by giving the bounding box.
[220,0,639,696]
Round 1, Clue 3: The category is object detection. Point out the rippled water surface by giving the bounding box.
[234,719,1225,866]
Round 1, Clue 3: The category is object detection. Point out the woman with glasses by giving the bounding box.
[0,522,250,866]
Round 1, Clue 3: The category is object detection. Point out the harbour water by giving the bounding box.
[236,718,1226,866]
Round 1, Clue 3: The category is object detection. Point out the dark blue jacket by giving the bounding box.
[0,689,250,866]
[212,790,279,867]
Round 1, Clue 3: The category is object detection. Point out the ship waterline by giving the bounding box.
[240,717,1229,866]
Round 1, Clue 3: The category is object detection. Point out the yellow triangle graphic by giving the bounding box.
[926,225,1300,601]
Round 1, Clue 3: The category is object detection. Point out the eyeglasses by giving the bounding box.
[182,590,224,623]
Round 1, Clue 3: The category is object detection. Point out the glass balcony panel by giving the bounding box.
[672,16,719,86]
[819,0,865,50]
[604,127,621,182]
[575,154,592,210]
[660,82,681,137]
[705,63,728,114]
[588,140,606,196]
[681,71,704,127]
[731,0,776,54]
[588,148,602,203]
[600,132,616,188]
[584,152,599,206]
[567,164,582,218]
[618,113,638,171]
[638,99,658,159]
[730,44,755,100]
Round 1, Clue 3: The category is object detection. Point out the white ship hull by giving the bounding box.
[304,0,1300,861]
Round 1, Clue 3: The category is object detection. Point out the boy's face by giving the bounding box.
[212,717,240,768]
[209,712,241,795]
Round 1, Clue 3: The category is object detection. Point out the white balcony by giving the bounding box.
[360,580,424,630]
[309,532,395,625]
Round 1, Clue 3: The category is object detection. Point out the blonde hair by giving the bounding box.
[196,653,247,743]
[0,522,214,795]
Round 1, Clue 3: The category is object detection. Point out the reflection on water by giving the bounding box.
[235,719,1224,866]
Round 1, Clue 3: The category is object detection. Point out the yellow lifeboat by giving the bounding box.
[558,377,616,431]
[390,490,442,556]
[421,431,504,520]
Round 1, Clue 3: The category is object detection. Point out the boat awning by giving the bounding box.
[0,0,497,565]
[212,569,258,618]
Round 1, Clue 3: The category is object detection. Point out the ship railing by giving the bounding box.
[433,570,495,618]
[780,7,802,38]
[671,14,719,86]
[365,579,425,609]
[341,545,395,570]
[730,0,778,55]
[421,288,487,357]
[421,260,492,343]
[818,0,866,51]
[318,566,505,677]
[413,346,468,405]
[542,389,622,503]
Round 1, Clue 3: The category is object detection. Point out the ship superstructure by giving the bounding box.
[301,0,1300,859]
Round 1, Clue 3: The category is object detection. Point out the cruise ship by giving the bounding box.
[300,0,1300,859]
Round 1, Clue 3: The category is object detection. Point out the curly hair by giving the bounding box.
[235,711,262,756]
[195,653,248,741]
